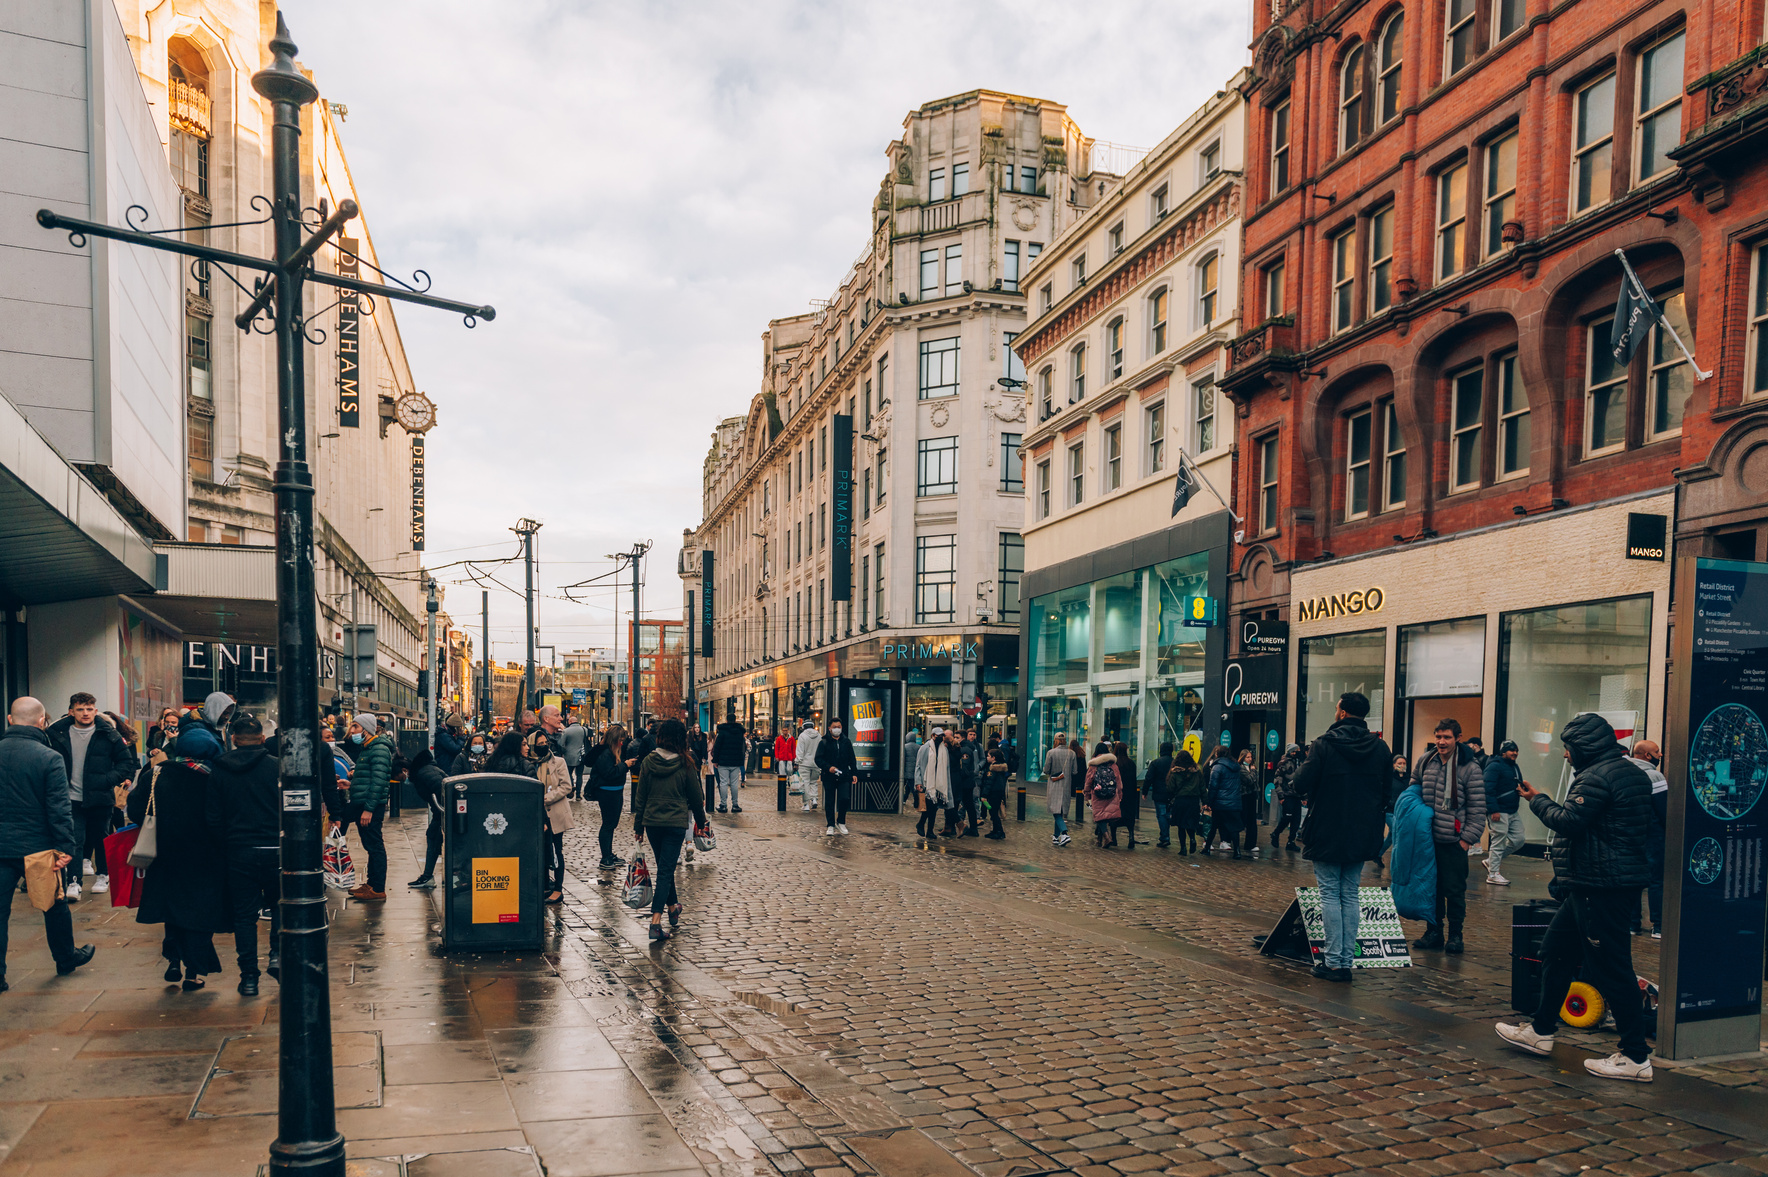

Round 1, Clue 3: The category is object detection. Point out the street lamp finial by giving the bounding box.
[253,11,320,107]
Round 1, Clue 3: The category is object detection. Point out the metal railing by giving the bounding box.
[1091,140,1148,176]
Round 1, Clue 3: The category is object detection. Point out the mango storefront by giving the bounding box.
[1287,490,1673,841]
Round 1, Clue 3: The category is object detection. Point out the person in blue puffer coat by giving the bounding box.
[1205,746,1245,858]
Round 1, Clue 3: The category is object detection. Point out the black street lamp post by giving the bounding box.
[38,15,492,1177]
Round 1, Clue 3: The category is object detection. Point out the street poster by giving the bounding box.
[1674,558,1768,1024]
[1260,887,1412,968]
[848,684,892,773]
[471,857,520,924]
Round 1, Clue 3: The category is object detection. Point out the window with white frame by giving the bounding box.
[1264,258,1286,318]
[1494,0,1525,40]
[1340,45,1366,152]
[1108,222,1125,255]
[1067,442,1084,506]
[1152,184,1170,219]
[919,337,959,399]
[1150,288,1170,353]
[1378,11,1404,124]
[1368,203,1395,314]
[1197,252,1220,326]
[1270,98,1291,197]
[1103,423,1123,491]
[1039,282,1053,313]
[920,249,938,299]
[1382,400,1406,509]
[1750,245,1768,400]
[1107,317,1125,380]
[1346,408,1372,519]
[917,437,959,497]
[1587,317,1627,454]
[1038,366,1054,419]
[1573,73,1616,214]
[1331,226,1356,333]
[929,167,946,202]
[914,534,956,623]
[1036,459,1052,518]
[1071,253,1087,288]
[1484,132,1518,257]
[1193,376,1217,453]
[1445,0,1476,76]
[1636,31,1686,184]
[1257,434,1280,534]
[1003,240,1021,292]
[1069,343,1087,403]
[952,161,970,196]
[1450,366,1484,489]
[945,243,963,296]
[1497,351,1529,475]
[1648,291,1692,439]
[1201,140,1221,181]
[1438,163,1468,279]
[1145,400,1166,474]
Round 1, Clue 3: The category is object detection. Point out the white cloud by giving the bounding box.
[292,0,1251,662]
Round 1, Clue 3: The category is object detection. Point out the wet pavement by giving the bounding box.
[0,780,1763,1176]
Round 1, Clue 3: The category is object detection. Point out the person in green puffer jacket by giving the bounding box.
[345,713,393,900]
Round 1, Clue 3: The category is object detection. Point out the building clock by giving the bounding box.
[394,390,437,434]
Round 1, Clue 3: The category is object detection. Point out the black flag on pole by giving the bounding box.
[1171,453,1196,517]
[1609,255,1661,365]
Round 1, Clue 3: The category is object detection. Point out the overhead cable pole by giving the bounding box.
[513,518,541,719]
[480,590,491,729]
[37,17,494,1176]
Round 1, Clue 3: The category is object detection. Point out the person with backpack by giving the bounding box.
[1291,692,1392,982]
[1163,749,1205,855]
[1205,746,1244,857]
[1084,743,1122,849]
[1269,743,1305,852]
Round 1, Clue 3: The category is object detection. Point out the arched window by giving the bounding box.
[1378,12,1404,124]
[1340,45,1366,151]
[1069,343,1087,403]
[1150,287,1170,354]
[1197,253,1220,326]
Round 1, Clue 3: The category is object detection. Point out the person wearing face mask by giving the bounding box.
[529,730,573,905]
[451,732,490,776]
[344,713,392,901]
[813,717,857,836]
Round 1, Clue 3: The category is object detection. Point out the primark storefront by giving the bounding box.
[1018,511,1232,782]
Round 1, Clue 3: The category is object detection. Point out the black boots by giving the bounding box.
[1444,925,1465,954]
[1413,927,1445,951]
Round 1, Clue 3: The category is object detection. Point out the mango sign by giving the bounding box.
[1295,587,1386,623]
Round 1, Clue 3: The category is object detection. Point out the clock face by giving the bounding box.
[395,392,436,433]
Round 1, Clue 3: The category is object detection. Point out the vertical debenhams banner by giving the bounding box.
[701,550,715,658]
[410,434,425,551]
[337,237,360,427]
[832,414,853,600]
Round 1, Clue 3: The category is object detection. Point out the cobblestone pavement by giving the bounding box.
[557,782,1768,1177]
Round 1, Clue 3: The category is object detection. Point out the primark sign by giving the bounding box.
[881,638,981,663]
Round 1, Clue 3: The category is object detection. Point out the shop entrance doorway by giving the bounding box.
[1405,696,1483,767]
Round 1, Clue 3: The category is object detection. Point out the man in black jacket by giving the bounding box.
[47,692,136,899]
[814,719,858,836]
[207,714,281,994]
[0,698,95,985]
[1497,712,1654,1082]
[1291,691,1391,983]
[1143,743,1175,848]
[710,717,746,814]
[405,748,448,890]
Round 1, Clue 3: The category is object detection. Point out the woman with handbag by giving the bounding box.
[529,730,573,906]
[127,726,230,991]
[631,719,706,943]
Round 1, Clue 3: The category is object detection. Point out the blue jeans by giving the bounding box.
[1053,812,1068,837]
[1154,802,1171,844]
[714,765,742,808]
[1313,861,1364,970]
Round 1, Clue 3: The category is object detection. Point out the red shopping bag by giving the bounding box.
[103,826,143,908]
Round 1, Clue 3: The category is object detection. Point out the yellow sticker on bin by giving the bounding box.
[471,857,520,924]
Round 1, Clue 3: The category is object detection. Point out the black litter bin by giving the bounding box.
[442,772,545,952]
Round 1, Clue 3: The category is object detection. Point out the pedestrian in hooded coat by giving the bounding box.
[1205,748,1245,857]
[206,714,282,994]
[1084,744,1122,848]
[1111,741,1139,848]
[129,725,230,991]
[1497,712,1655,1083]
[1163,750,1205,855]
[407,747,448,890]
[632,719,708,943]
[1292,692,1392,982]
[1269,744,1305,851]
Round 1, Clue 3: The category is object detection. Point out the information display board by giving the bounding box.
[828,677,904,812]
[1665,558,1768,1047]
[848,684,893,774]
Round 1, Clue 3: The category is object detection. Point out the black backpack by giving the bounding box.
[1093,771,1116,802]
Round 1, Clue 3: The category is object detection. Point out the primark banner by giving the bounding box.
[700,550,715,658]
[831,414,853,601]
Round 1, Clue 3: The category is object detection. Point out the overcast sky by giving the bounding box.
[295,0,1251,668]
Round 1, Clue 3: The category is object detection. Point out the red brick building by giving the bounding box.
[1220,1,1768,776]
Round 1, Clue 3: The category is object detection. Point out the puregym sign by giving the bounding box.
[1295,586,1386,623]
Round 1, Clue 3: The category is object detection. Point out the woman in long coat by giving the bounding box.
[531,730,573,906]
[127,726,230,991]
[1084,744,1122,849]
[1112,740,1140,849]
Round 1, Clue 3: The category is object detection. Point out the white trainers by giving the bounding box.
[836,823,848,835]
[82,858,95,876]
[824,826,836,836]
[92,875,109,894]
[1486,873,1510,886]
[1480,858,1491,872]
[1057,833,1072,846]
[1584,1052,1653,1082]
[801,803,811,812]
[1495,1021,1555,1056]
[65,881,82,902]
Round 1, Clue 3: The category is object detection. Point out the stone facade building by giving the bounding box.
[1220,0,1767,823]
[1013,73,1250,778]
[687,90,1113,737]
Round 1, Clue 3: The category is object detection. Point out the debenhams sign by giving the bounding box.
[1295,587,1386,623]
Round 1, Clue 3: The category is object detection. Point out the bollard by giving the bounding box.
[1016,784,1026,822]
[777,773,788,812]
